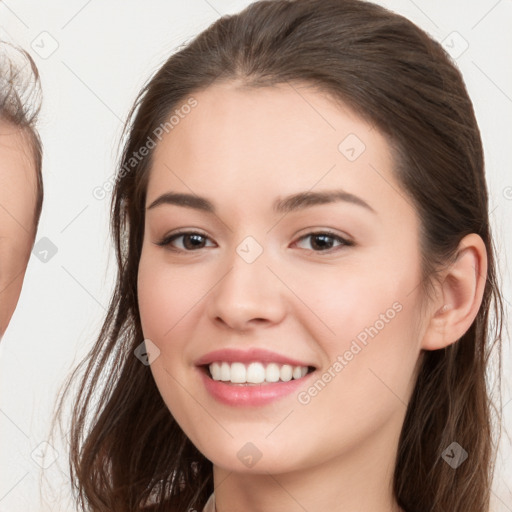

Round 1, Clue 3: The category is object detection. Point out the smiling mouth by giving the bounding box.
[201,361,316,385]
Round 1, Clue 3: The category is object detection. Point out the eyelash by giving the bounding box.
[155,230,354,254]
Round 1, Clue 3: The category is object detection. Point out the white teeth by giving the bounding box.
[280,364,293,382]
[292,366,303,379]
[210,362,221,380]
[220,362,230,381]
[247,362,266,383]
[230,362,246,383]
[208,361,310,384]
[265,363,280,382]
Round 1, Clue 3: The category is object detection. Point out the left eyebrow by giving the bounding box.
[273,189,376,215]
[146,189,376,215]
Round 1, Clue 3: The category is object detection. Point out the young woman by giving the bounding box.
[54,1,505,510]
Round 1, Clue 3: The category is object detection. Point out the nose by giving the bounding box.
[206,247,288,333]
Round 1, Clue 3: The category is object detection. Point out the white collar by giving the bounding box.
[202,492,215,512]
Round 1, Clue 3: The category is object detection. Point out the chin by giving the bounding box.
[195,435,310,475]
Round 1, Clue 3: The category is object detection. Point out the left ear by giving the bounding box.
[421,233,488,351]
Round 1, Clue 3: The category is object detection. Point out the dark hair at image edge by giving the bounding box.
[0,42,43,229]
[50,1,506,511]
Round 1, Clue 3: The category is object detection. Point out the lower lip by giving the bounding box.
[198,367,314,406]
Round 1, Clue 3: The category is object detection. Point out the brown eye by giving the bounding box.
[156,231,215,251]
[295,232,353,252]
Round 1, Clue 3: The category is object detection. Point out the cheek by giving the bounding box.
[288,297,420,466]
[288,249,423,403]
[137,259,174,341]
[286,255,414,347]
[137,250,213,395]
[137,252,203,340]
[137,252,201,425]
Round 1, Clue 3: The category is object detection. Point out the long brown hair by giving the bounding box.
[51,1,505,510]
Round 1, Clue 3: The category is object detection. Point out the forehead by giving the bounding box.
[151,81,385,169]
[146,81,412,223]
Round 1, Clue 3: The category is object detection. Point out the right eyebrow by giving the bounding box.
[147,192,215,213]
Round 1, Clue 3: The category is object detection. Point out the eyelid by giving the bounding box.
[155,228,354,254]
[294,228,353,243]
[293,230,354,252]
[154,229,214,248]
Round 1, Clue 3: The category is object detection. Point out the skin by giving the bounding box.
[137,81,487,512]
[0,121,38,339]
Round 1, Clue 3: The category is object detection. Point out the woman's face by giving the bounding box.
[138,81,428,474]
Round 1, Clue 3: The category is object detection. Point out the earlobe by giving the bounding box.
[421,234,487,351]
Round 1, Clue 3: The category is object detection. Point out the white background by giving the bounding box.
[0,1,511,510]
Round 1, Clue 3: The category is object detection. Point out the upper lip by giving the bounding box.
[195,348,315,368]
